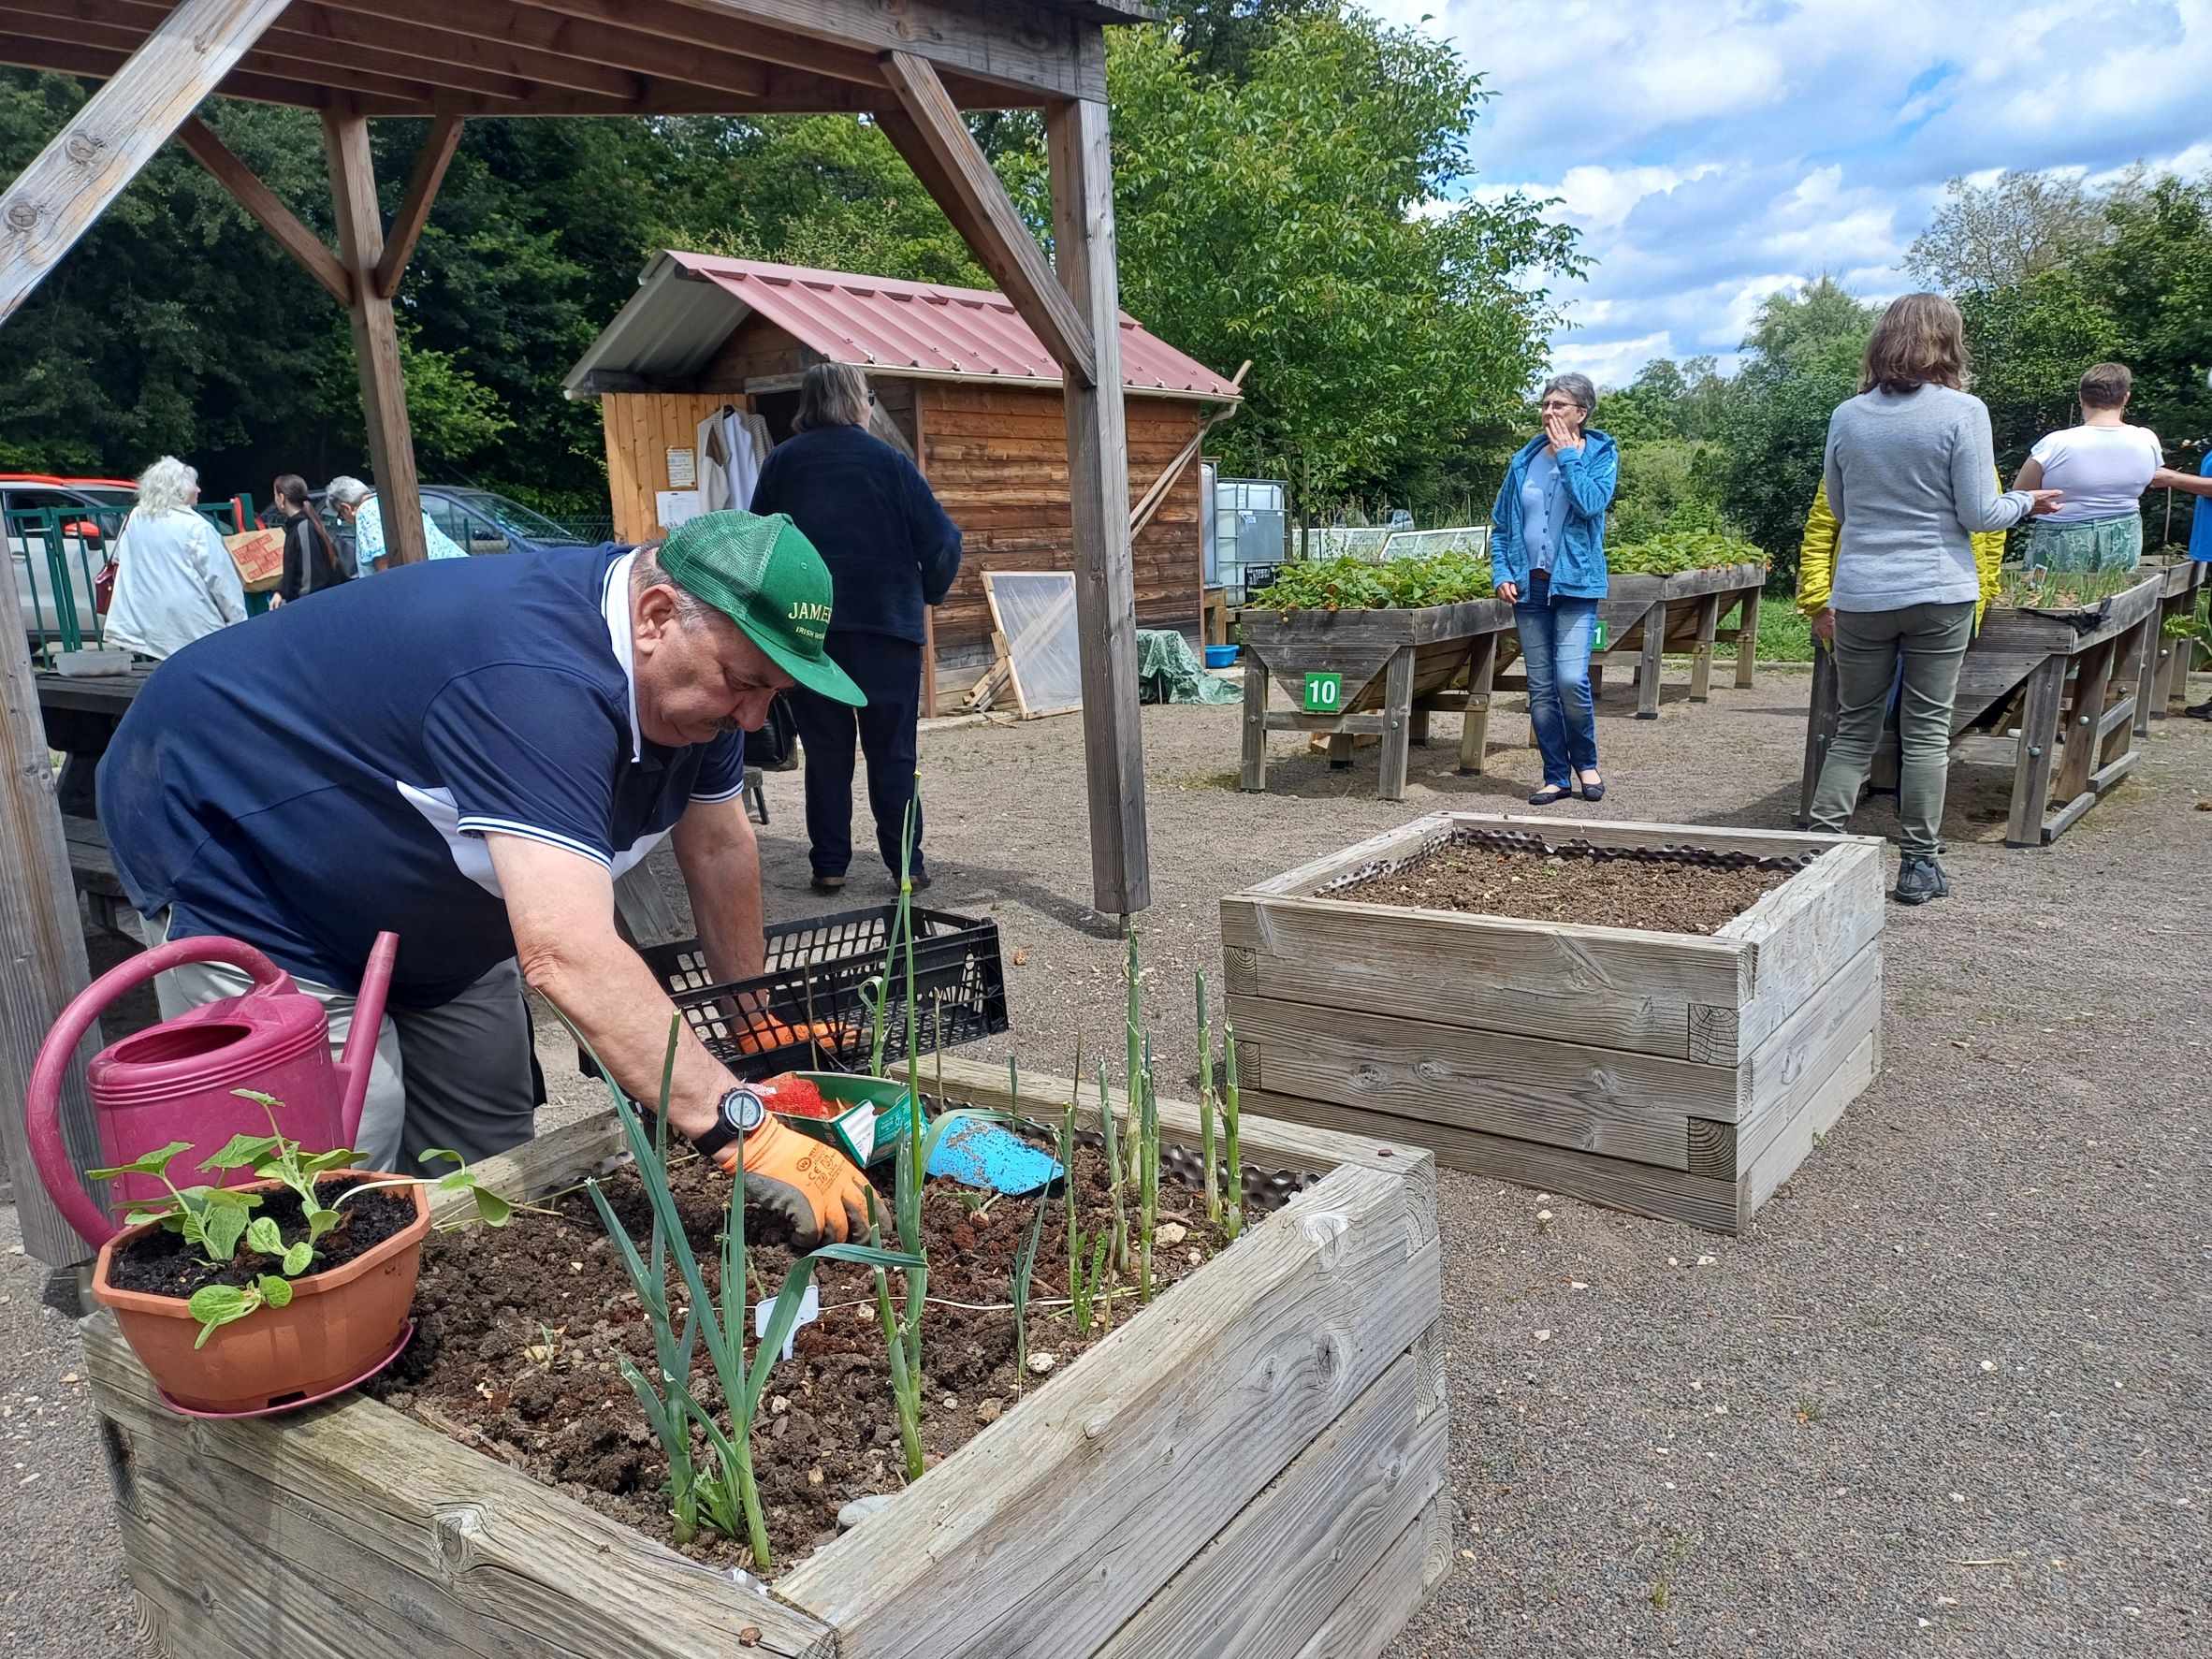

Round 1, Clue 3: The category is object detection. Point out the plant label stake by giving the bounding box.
[753,1283,821,1361]
[1302,671,1342,713]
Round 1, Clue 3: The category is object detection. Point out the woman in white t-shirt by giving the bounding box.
[2014,362,2161,572]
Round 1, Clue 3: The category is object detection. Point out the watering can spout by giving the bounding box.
[339,933,398,1150]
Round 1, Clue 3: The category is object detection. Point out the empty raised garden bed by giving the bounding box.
[85,1071,1448,1659]
[1221,812,1885,1234]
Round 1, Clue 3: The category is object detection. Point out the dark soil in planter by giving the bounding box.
[106,1176,417,1300]
[1326,842,1790,934]
[367,1130,1242,1573]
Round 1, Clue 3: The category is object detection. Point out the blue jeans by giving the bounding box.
[1515,574,1599,788]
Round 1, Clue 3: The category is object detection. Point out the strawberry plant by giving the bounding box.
[1607,531,1766,577]
[1253,548,1495,612]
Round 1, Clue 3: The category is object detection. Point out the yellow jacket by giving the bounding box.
[1796,477,2005,622]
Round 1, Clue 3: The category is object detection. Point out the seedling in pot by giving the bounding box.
[91,1090,509,1347]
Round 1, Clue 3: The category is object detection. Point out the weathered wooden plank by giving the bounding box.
[1734,1028,1875,1224]
[174,116,353,304]
[1244,1088,1741,1232]
[373,112,462,297]
[1288,1493,1454,1659]
[1444,811,1855,859]
[2007,657,2066,848]
[1721,837,1885,1054]
[1093,1346,1448,1659]
[1222,893,1744,1062]
[1735,587,1761,688]
[1734,939,1881,1171]
[1227,996,1710,1166]
[776,1163,1441,1657]
[1376,646,1417,802]
[1239,650,1271,790]
[1232,819,1452,899]
[85,1317,839,1658]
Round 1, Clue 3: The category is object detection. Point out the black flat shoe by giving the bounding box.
[1577,772,1606,802]
[1527,786,1571,806]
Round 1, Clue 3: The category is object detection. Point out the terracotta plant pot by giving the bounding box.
[92,1174,430,1414]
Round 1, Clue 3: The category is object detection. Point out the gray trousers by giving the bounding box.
[141,912,536,1176]
[1808,601,1977,858]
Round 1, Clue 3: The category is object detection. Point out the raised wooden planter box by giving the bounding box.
[86,1065,1448,1659]
[1221,812,1885,1234]
[1797,568,2171,846]
[1236,596,1516,799]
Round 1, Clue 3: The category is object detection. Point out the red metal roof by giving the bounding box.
[663,253,1242,400]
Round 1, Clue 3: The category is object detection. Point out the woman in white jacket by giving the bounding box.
[105,457,247,659]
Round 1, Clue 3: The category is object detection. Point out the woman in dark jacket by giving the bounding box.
[749,362,962,894]
[270,473,349,604]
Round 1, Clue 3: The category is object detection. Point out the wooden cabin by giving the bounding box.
[566,253,1243,708]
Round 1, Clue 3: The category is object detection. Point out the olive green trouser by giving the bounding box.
[1808,601,1977,859]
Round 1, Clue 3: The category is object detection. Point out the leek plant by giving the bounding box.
[1222,1018,1244,1241]
[1137,1037,1159,1303]
[578,1015,920,1568]
[1197,969,1220,1225]
[1097,1058,1128,1276]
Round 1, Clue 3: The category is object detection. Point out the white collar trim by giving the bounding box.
[602,551,642,763]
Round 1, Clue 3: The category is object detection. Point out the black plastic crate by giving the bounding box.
[615,906,1009,1081]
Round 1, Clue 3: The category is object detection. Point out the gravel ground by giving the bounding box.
[4,661,2206,1657]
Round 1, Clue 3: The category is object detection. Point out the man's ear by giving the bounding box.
[633,582,681,646]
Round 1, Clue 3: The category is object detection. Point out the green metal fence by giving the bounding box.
[7,495,261,659]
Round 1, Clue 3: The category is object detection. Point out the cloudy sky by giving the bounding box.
[1372,0,2212,386]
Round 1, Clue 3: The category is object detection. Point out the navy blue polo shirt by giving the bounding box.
[98,546,744,1009]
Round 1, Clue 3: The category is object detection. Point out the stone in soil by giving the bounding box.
[1327,843,1788,934]
[366,1133,1224,1572]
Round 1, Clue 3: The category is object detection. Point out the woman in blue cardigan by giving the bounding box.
[1492,373,1620,804]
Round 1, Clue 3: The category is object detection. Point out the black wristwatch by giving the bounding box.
[690,1085,765,1160]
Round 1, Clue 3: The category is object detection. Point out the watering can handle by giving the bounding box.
[27,936,296,1249]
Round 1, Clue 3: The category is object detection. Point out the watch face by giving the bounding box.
[725,1087,766,1133]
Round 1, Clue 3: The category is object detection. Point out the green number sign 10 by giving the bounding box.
[1302,672,1343,713]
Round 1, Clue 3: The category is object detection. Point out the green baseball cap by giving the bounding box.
[656,511,866,706]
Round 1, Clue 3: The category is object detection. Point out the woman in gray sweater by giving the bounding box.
[1806,292,2060,904]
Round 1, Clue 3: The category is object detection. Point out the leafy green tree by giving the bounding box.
[1905,170,2108,293]
[1099,15,1580,514]
[1957,269,2123,467]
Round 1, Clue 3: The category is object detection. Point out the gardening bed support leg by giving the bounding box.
[1240,654,1270,792]
[1636,602,1665,719]
[1459,634,1497,775]
[1688,593,1723,702]
[2132,610,2160,738]
[2006,656,2066,848]
[1377,647,1416,801]
[1796,643,1838,828]
[2056,637,2116,807]
[1735,587,1760,688]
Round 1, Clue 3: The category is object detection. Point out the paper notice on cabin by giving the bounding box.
[656,490,702,531]
[665,447,697,489]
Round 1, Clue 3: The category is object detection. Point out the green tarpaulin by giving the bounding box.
[1136,629,1243,705]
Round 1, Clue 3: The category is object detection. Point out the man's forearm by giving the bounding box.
[674,800,766,985]
[531,926,732,1140]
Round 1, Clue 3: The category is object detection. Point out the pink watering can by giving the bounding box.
[28,932,396,1248]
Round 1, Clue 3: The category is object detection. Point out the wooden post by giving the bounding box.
[1376,647,1416,802]
[0,593,102,1268]
[1636,602,1665,719]
[2055,637,2116,805]
[1459,634,1497,775]
[2006,657,2066,848]
[1735,588,1761,688]
[1687,593,1722,702]
[0,0,293,325]
[1240,653,1270,792]
[322,105,429,567]
[1048,88,1150,914]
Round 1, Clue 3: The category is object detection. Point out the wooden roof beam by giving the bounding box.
[43,0,537,103]
[0,36,331,108]
[344,72,889,119]
[506,0,887,89]
[313,0,769,103]
[173,116,353,305]
[878,51,1096,386]
[0,7,444,105]
[373,115,461,298]
[665,0,1101,102]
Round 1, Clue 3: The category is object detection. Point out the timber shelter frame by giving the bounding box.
[0,0,1157,1268]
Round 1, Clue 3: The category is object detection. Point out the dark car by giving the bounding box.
[303,484,611,567]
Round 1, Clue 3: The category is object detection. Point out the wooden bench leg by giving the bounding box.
[1735,588,1761,688]
[1688,593,1722,702]
[2007,657,2066,847]
[1377,646,1416,800]
[1240,654,1270,791]
[1637,603,1665,719]
[1460,634,1497,775]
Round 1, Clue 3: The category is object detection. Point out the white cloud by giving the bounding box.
[1370,0,2212,377]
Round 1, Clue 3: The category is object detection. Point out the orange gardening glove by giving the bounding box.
[708,1108,872,1249]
